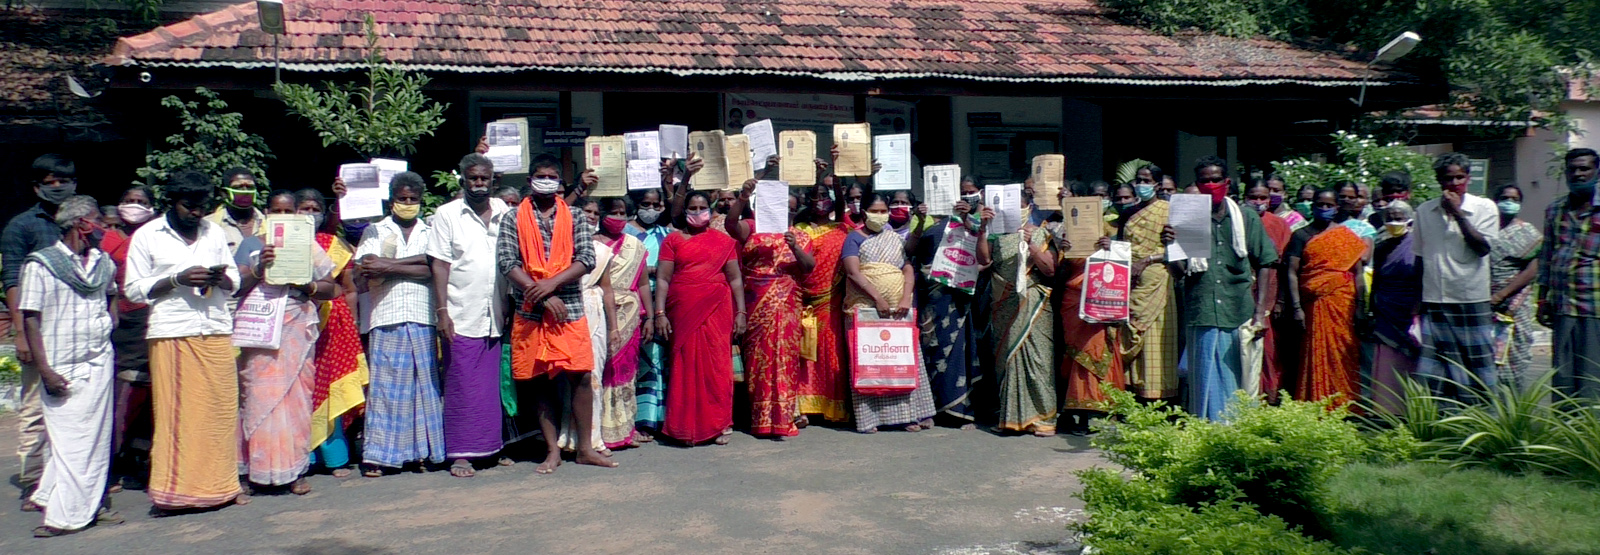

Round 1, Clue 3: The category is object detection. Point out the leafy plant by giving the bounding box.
[423,170,461,213]
[273,13,449,159]
[119,0,164,24]
[135,87,274,200]
[1113,158,1154,185]
[1272,131,1437,201]
[0,355,19,385]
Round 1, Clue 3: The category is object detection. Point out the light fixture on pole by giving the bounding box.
[1352,31,1421,108]
[257,0,285,83]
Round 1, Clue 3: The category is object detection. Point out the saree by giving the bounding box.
[990,228,1058,433]
[795,222,851,422]
[660,231,738,444]
[1488,220,1542,390]
[1295,226,1365,407]
[556,237,612,451]
[844,229,938,431]
[147,335,242,509]
[311,233,368,459]
[1059,258,1125,410]
[238,297,321,486]
[601,233,647,448]
[631,224,673,430]
[1118,200,1178,399]
[916,218,981,421]
[1254,211,1292,399]
[742,230,810,437]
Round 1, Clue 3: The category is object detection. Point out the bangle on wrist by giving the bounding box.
[169,274,180,288]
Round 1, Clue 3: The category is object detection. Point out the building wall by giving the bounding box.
[951,96,1065,184]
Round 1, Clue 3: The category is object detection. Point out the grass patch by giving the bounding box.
[1327,462,1600,555]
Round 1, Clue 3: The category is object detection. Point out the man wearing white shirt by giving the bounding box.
[427,154,509,478]
[355,172,445,475]
[122,170,246,511]
[1413,152,1499,397]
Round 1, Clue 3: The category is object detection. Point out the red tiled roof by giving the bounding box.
[106,0,1395,86]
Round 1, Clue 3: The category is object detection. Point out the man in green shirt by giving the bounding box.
[1161,156,1278,420]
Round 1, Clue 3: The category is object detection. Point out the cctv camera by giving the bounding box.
[139,72,152,83]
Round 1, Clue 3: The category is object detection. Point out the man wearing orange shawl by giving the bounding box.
[497,170,614,473]
[1286,190,1367,407]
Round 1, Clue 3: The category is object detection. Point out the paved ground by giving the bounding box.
[0,419,1100,554]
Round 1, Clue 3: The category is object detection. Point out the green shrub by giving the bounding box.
[1089,388,1366,534]
[0,355,18,385]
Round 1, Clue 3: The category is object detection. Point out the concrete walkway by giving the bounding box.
[0,418,1099,554]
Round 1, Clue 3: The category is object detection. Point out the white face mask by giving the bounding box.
[529,178,561,195]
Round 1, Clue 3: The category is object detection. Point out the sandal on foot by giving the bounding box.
[290,479,312,495]
[449,459,475,478]
[33,526,78,538]
[97,510,125,525]
[20,499,42,513]
[330,467,353,479]
[497,456,515,467]
[362,465,384,478]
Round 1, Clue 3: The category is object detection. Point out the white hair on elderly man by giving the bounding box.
[54,195,100,230]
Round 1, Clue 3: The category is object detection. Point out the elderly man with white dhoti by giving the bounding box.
[18,195,124,537]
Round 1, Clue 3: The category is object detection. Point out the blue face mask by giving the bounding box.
[1573,176,1599,196]
[1135,184,1155,201]
[1497,200,1521,216]
[1313,207,1338,221]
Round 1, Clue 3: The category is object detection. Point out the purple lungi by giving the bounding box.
[443,335,504,459]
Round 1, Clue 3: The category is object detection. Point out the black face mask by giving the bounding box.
[168,209,200,233]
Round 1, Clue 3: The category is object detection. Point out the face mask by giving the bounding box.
[342,219,369,238]
[601,214,629,236]
[1100,198,1113,212]
[529,178,561,195]
[889,206,911,227]
[1385,221,1410,237]
[309,213,326,229]
[1156,188,1173,201]
[1571,175,1598,196]
[1359,204,1375,219]
[391,202,421,221]
[1497,200,1521,216]
[1293,201,1313,218]
[961,193,982,206]
[1313,207,1338,221]
[1268,192,1285,209]
[1197,179,1229,205]
[118,203,156,225]
[1116,201,1139,216]
[1135,184,1155,201]
[1249,200,1269,213]
[1385,192,1411,202]
[814,198,834,213]
[685,209,711,228]
[463,181,491,201]
[38,182,76,205]
[86,221,105,246]
[863,212,890,232]
[223,187,256,209]
[637,207,662,225]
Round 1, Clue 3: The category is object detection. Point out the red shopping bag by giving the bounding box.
[849,308,921,396]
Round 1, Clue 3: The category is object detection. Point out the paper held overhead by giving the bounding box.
[337,163,384,220]
[753,180,790,235]
[658,125,689,160]
[743,119,777,171]
[624,130,661,162]
[833,123,873,177]
[1031,154,1065,210]
[369,158,407,200]
[984,183,1023,234]
[1165,193,1212,261]
[689,130,729,191]
[923,165,961,217]
[778,130,817,187]
[725,133,755,187]
[485,118,528,174]
[585,135,626,197]
[873,134,912,190]
[626,158,660,191]
[1057,197,1102,258]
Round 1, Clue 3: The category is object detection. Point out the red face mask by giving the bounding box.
[600,215,629,236]
[1442,182,1468,196]
[889,206,912,226]
[1198,179,1230,205]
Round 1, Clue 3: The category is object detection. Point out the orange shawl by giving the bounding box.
[511,197,592,379]
[517,196,575,285]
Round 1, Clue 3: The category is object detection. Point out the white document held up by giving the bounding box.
[626,158,659,191]
[337,163,384,220]
[923,164,961,217]
[778,130,817,186]
[658,125,689,160]
[754,180,790,235]
[624,131,661,162]
[985,183,1023,234]
[1166,193,1213,261]
[369,158,408,200]
[485,119,527,174]
[874,133,912,190]
[744,119,777,171]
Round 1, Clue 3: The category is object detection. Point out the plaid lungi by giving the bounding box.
[362,323,446,468]
[1418,301,1497,396]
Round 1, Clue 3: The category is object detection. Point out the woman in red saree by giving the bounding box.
[1060,187,1127,433]
[295,189,368,476]
[1286,190,1366,407]
[795,179,853,424]
[727,180,816,439]
[656,192,746,446]
[1246,180,1292,401]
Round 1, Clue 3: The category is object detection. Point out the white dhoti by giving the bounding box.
[557,286,607,451]
[31,354,114,530]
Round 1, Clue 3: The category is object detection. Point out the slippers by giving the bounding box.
[449,459,475,478]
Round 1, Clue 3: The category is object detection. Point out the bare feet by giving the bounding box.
[449,459,475,478]
[290,477,311,495]
[96,509,125,525]
[713,428,733,445]
[633,429,655,443]
[575,449,619,468]
[498,456,515,467]
[362,465,384,478]
[331,467,353,479]
[860,427,878,434]
[234,489,252,505]
[1032,428,1057,438]
[795,415,810,429]
[906,424,923,432]
[20,499,41,512]
[535,456,561,474]
[959,423,977,430]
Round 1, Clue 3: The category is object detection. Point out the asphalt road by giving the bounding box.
[0,420,1099,554]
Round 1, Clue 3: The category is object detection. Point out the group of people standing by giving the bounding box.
[5,142,1598,538]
